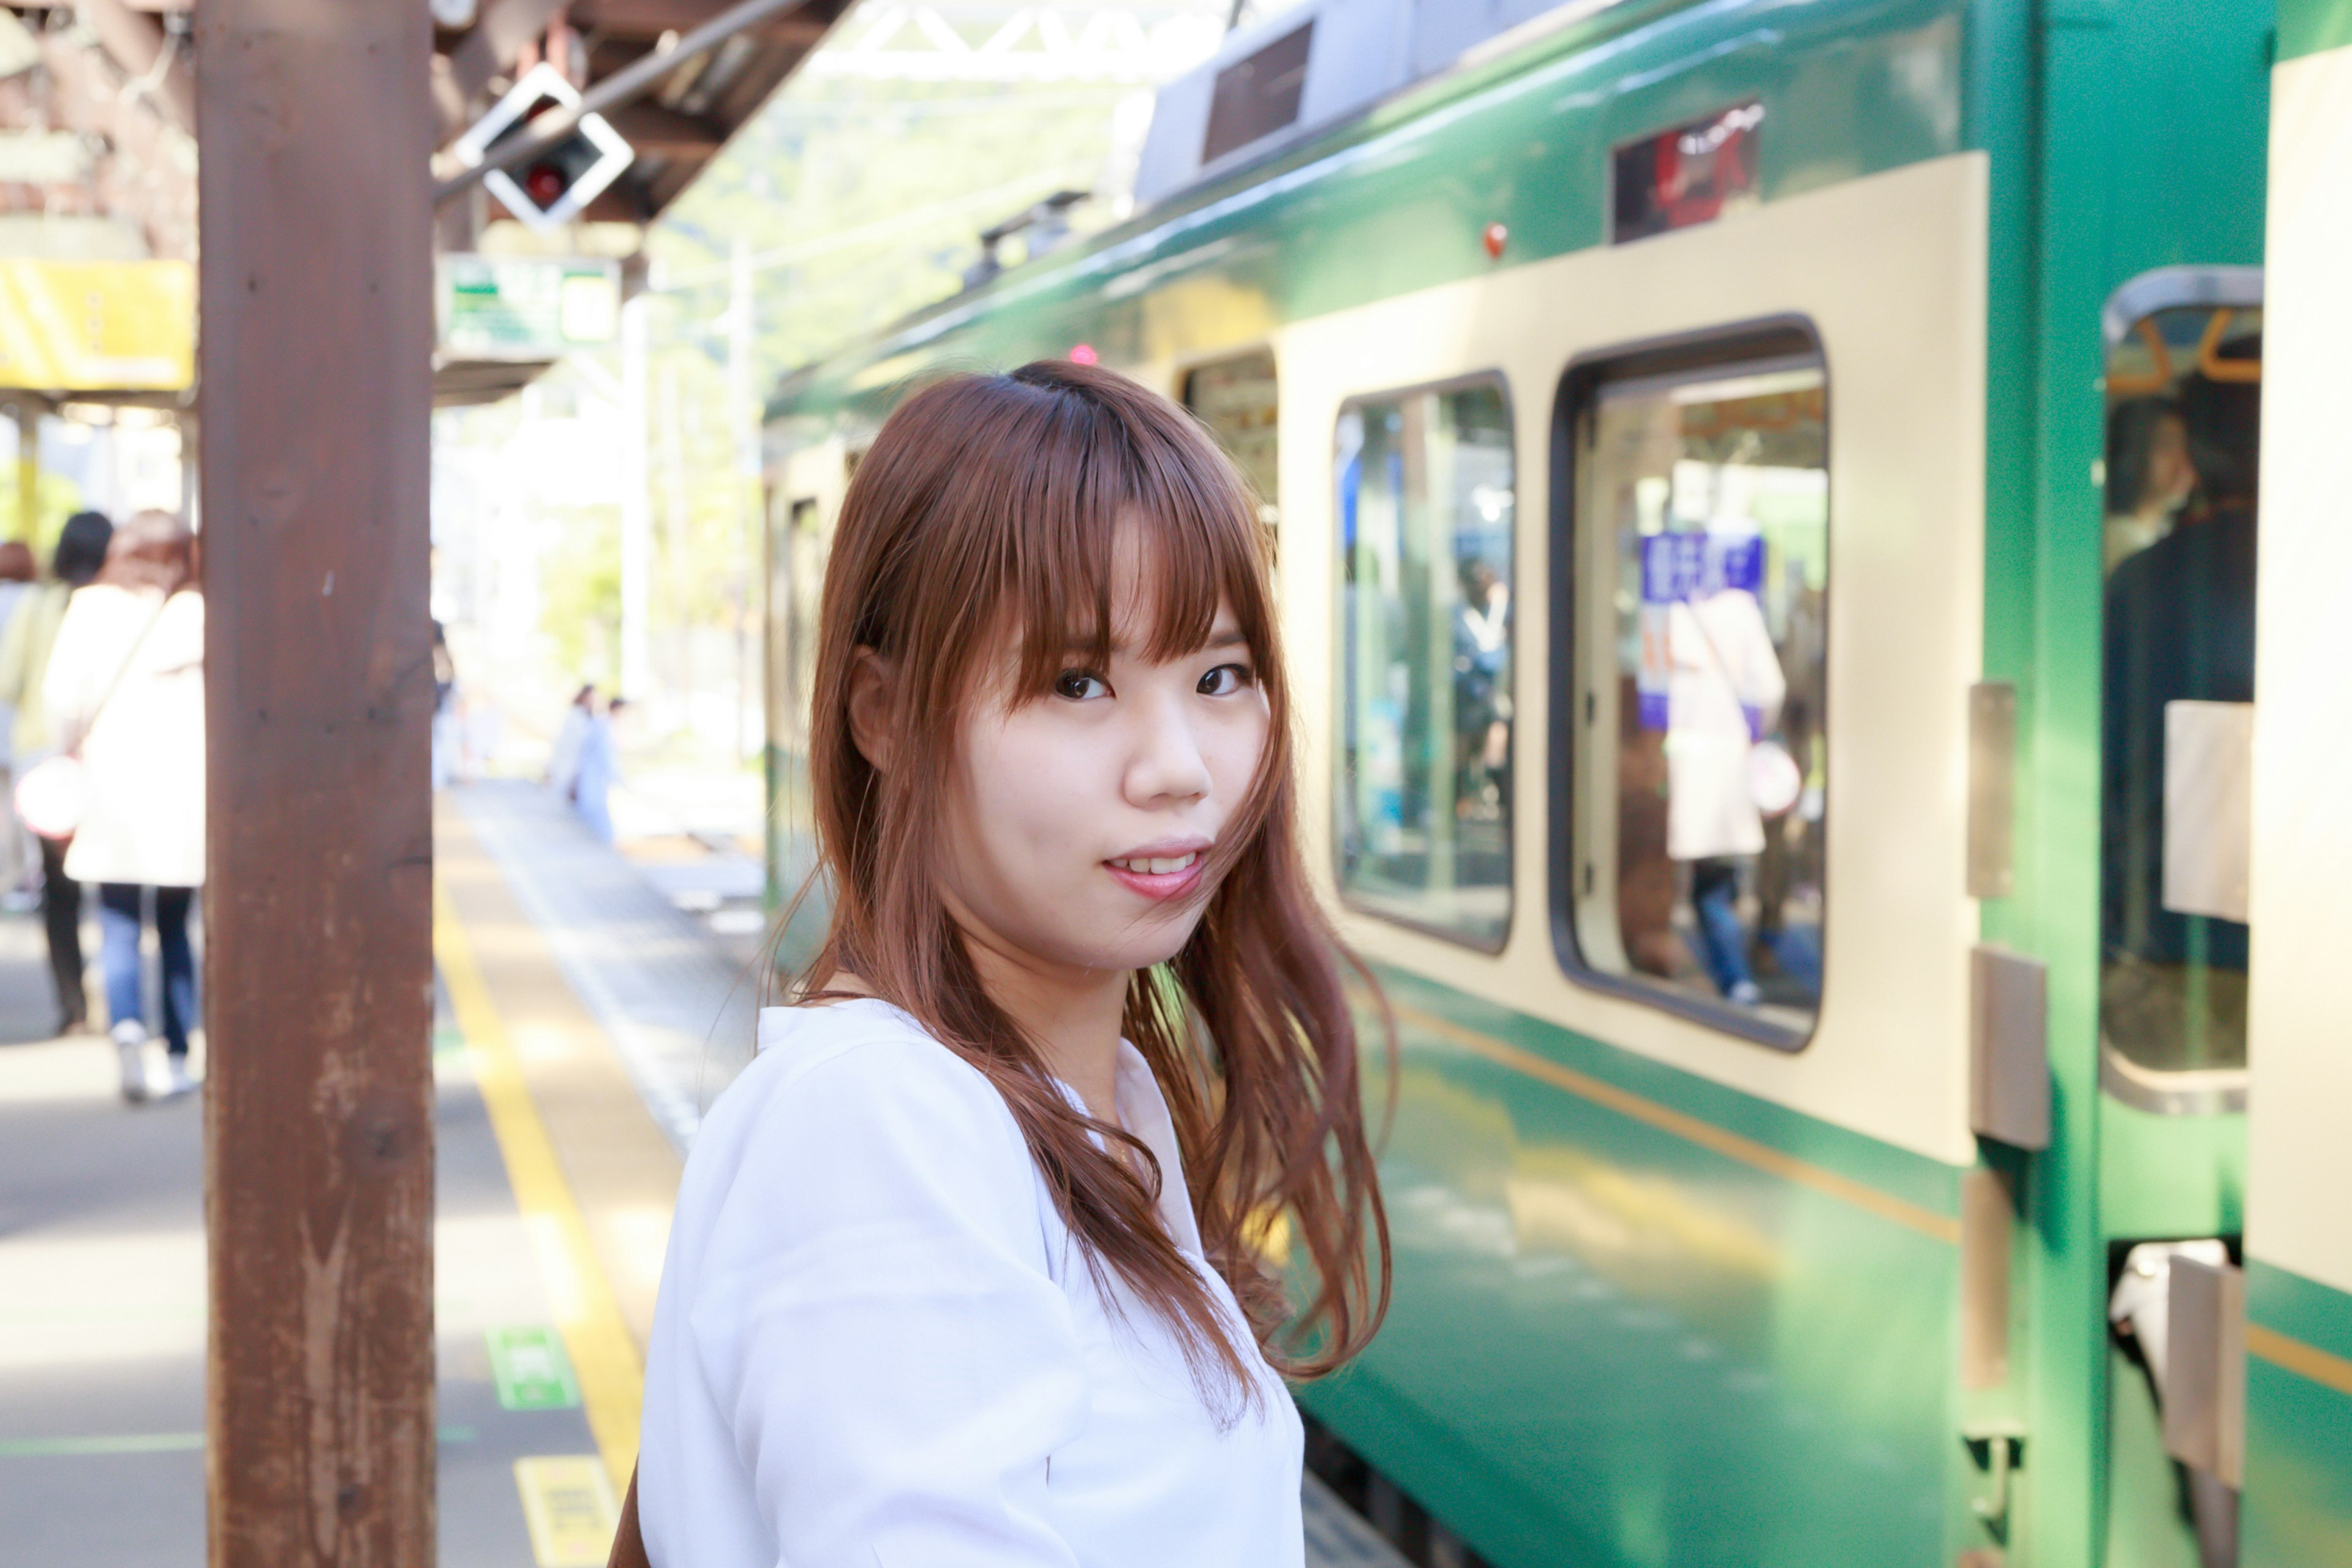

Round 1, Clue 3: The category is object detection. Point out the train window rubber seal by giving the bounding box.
[1330,368,1519,957]
[1547,315,1830,1054]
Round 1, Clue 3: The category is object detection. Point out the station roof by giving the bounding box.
[432,0,856,225]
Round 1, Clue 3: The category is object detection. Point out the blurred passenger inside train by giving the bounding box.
[0,510,111,1036]
[2103,395,2198,573]
[43,509,204,1102]
[1664,557,1787,1005]
[1452,557,1510,818]
[2101,342,2258,1072]
[633,363,1386,1568]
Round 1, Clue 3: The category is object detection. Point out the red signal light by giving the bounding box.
[524,162,567,207]
[1482,222,1508,260]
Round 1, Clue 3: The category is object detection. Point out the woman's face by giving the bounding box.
[937,580,1271,983]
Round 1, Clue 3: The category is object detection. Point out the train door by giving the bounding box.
[2093,269,2260,1568]
[2235,20,2352,1561]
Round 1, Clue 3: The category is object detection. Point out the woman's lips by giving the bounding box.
[1104,850,1205,901]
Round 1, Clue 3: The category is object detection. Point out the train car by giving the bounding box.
[760,2,2342,1563]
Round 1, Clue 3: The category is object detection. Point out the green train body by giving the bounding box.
[761,2,2352,1563]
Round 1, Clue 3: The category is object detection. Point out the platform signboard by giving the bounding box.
[438,254,621,361]
[0,258,194,391]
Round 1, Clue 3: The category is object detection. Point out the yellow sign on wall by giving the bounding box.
[0,259,194,392]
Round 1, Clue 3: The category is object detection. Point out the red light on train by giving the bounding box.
[1482,222,1508,260]
[1069,344,1099,365]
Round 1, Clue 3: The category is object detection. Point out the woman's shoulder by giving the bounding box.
[703,998,1028,1163]
[681,999,1048,1254]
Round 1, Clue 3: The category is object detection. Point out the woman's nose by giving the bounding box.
[1124,690,1213,805]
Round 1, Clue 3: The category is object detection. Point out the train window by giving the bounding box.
[1183,350,1280,530]
[2099,279,2261,1102]
[1202,21,1313,165]
[1556,331,1828,1044]
[1334,379,1515,951]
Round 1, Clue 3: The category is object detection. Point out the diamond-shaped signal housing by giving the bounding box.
[451,63,635,233]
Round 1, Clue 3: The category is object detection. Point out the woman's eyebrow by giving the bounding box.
[1203,628,1250,651]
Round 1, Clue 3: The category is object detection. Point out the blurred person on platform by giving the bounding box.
[0,540,37,894]
[0,510,112,1034]
[548,681,595,799]
[575,694,624,843]
[431,619,459,790]
[44,510,203,1102]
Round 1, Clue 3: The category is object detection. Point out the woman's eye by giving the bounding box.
[1054,670,1109,701]
[1197,663,1254,696]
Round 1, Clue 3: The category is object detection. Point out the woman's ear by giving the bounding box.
[847,647,897,773]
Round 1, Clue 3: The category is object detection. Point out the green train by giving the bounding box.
[760,1,2352,1562]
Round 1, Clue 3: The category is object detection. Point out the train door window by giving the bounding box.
[1183,350,1281,535]
[1556,329,1828,1044]
[767,494,827,792]
[1334,379,1515,950]
[2098,270,2261,1105]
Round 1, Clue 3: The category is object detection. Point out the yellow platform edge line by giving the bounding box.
[1392,1001,1964,1247]
[435,879,643,1490]
[2248,1321,2352,1400]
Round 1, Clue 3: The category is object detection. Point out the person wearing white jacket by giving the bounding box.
[43,510,204,1102]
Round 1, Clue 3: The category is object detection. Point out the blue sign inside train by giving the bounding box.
[1639,530,1765,605]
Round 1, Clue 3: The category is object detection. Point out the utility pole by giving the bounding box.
[619,292,653,706]
[728,236,758,764]
[12,402,35,541]
[195,1,437,1562]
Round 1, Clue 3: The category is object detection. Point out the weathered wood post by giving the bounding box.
[195,1,438,1561]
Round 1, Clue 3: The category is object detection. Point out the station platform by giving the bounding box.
[0,778,1407,1567]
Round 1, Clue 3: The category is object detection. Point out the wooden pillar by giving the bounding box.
[194,2,437,1564]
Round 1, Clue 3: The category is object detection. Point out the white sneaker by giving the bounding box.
[157,1057,199,1099]
[111,1021,151,1104]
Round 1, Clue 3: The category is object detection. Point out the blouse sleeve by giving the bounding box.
[688,1039,1087,1568]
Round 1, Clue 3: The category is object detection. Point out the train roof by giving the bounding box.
[768,0,1965,426]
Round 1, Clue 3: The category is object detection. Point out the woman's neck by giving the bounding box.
[951,913,1129,1127]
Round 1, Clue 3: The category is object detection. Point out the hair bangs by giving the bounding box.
[983,372,1275,701]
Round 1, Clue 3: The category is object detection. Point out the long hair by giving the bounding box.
[94,508,196,595]
[796,360,1389,1408]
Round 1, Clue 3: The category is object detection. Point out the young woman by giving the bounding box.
[637,361,1389,1566]
[42,509,203,1101]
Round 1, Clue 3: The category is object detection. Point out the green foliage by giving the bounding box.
[0,470,88,560]
[540,501,623,685]
[649,74,1141,385]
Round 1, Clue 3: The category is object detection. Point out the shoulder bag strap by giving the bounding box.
[67,597,170,758]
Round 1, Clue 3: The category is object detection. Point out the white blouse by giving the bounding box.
[638,998,1304,1567]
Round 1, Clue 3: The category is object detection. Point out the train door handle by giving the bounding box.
[1961,1422,2025,1542]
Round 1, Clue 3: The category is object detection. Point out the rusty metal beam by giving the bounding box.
[194,0,438,1563]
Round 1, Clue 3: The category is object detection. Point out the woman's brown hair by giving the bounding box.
[96,508,197,595]
[794,360,1389,1409]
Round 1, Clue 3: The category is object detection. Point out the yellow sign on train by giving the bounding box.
[0,259,194,392]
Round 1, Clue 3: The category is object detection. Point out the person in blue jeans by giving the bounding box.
[97,884,197,1076]
[42,511,205,1102]
[1688,857,1760,1006]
